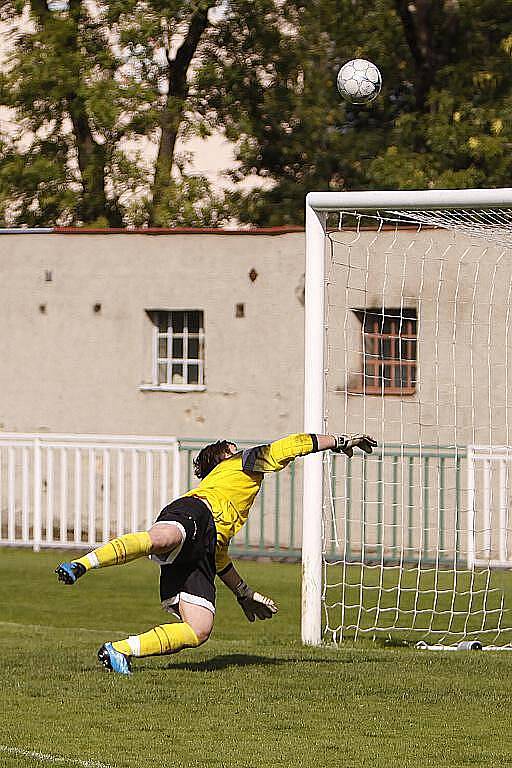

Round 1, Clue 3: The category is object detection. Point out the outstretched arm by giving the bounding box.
[242,432,377,473]
[218,563,277,622]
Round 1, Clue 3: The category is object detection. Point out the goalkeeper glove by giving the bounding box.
[235,579,278,622]
[332,433,377,458]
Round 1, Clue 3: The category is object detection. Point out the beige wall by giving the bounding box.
[3,226,512,560]
[1,226,511,449]
[0,231,305,439]
[326,226,512,448]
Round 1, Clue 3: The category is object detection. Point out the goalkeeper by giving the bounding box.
[56,432,376,674]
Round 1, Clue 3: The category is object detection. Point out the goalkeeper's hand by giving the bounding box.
[332,433,377,458]
[235,580,278,622]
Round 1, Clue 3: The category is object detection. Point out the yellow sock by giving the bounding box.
[112,623,200,657]
[74,531,152,571]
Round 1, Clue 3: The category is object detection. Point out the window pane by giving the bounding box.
[158,336,168,358]
[364,338,378,359]
[172,337,183,360]
[382,337,391,360]
[157,312,169,333]
[158,363,167,384]
[172,364,184,384]
[172,312,184,333]
[188,364,199,384]
[364,360,379,389]
[187,311,201,333]
[356,307,417,394]
[150,309,205,388]
[188,337,200,360]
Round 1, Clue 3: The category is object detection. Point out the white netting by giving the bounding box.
[322,208,512,646]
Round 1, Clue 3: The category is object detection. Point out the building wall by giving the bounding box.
[325,226,512,448]
[2,226,511,561]
[0,231,306,439]
[1,226,511,447]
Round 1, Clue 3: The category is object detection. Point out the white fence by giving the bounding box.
[0,433,180,550]
[3,434,511,566]
[467,445,512,568]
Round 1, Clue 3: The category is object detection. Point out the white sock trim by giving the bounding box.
[127,635,141,656]
[86,552,99,569]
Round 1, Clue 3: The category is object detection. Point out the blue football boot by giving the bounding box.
[55,561,86,585]
[97,642,132,675]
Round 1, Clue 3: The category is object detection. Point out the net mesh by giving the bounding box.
[323,208,512,646]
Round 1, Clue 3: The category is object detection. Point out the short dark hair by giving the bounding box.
[193,440,235,479]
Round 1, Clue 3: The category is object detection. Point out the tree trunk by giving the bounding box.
[35,0,122,226]
[149,4,211,226]
[394,0,461,112]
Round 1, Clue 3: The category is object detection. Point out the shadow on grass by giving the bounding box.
[162,654,282,672]
[135,652,399,673]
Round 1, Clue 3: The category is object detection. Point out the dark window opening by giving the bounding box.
[353,308,417,395]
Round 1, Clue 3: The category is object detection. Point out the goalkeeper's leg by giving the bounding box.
[98,601,213,675]
[55,522,183,584]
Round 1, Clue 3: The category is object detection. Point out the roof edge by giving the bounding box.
[53,225,304,236]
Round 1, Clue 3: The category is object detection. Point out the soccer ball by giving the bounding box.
[336,59,382,104]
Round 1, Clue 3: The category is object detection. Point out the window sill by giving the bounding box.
[350,386,416,396]
[139,384,207,393]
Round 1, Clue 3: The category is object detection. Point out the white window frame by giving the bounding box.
[141,309,206,392]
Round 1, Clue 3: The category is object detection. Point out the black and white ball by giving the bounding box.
[337,59,382,104]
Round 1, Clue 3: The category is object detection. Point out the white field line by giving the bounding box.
[0,620,247,647]
[0,621,130,636]
[0,745,116,768]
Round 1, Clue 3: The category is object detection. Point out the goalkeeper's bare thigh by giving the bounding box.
[155,497,217,617]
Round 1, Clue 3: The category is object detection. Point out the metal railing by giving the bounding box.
[326,445,466,565]
[0,433,180,550]
[0,433,299,557]
[0,433,508,567]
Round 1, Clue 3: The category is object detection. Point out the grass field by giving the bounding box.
[1,549,512,768]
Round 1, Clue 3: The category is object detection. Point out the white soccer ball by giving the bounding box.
[336,59,382,104]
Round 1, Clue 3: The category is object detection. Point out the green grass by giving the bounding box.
[1,550,512,768]
[325,564,512,640]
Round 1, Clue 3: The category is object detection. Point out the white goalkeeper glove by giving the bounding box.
[235,579,278,622]
[332,433,377,458]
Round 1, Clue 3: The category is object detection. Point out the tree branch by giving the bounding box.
[394,0,461,111]
[150,2,213,225]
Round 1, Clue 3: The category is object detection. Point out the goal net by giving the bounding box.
[303,189,512,649]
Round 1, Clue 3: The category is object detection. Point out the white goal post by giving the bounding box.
[303,188,512,647]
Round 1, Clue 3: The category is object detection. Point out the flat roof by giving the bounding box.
[0,226,305,236]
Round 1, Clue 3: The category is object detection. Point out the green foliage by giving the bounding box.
[3,1,512,227]
[0,0,226,226]
[149,172,230,227]
[203,0,512,225]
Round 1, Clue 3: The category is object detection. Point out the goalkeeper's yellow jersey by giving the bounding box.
[184,433,316,572]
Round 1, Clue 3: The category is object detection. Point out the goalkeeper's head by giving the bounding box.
[193,440,238,479]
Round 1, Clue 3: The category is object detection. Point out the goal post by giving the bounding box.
[303,187,512,648]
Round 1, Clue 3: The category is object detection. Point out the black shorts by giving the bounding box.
[153,496,217,617]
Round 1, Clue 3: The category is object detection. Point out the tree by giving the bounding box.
[0,0,226,226]
[3,0,512,228]
[206,0,512,225]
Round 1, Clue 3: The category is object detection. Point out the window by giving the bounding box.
[354,308,417,395]
[147,310,205,390]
